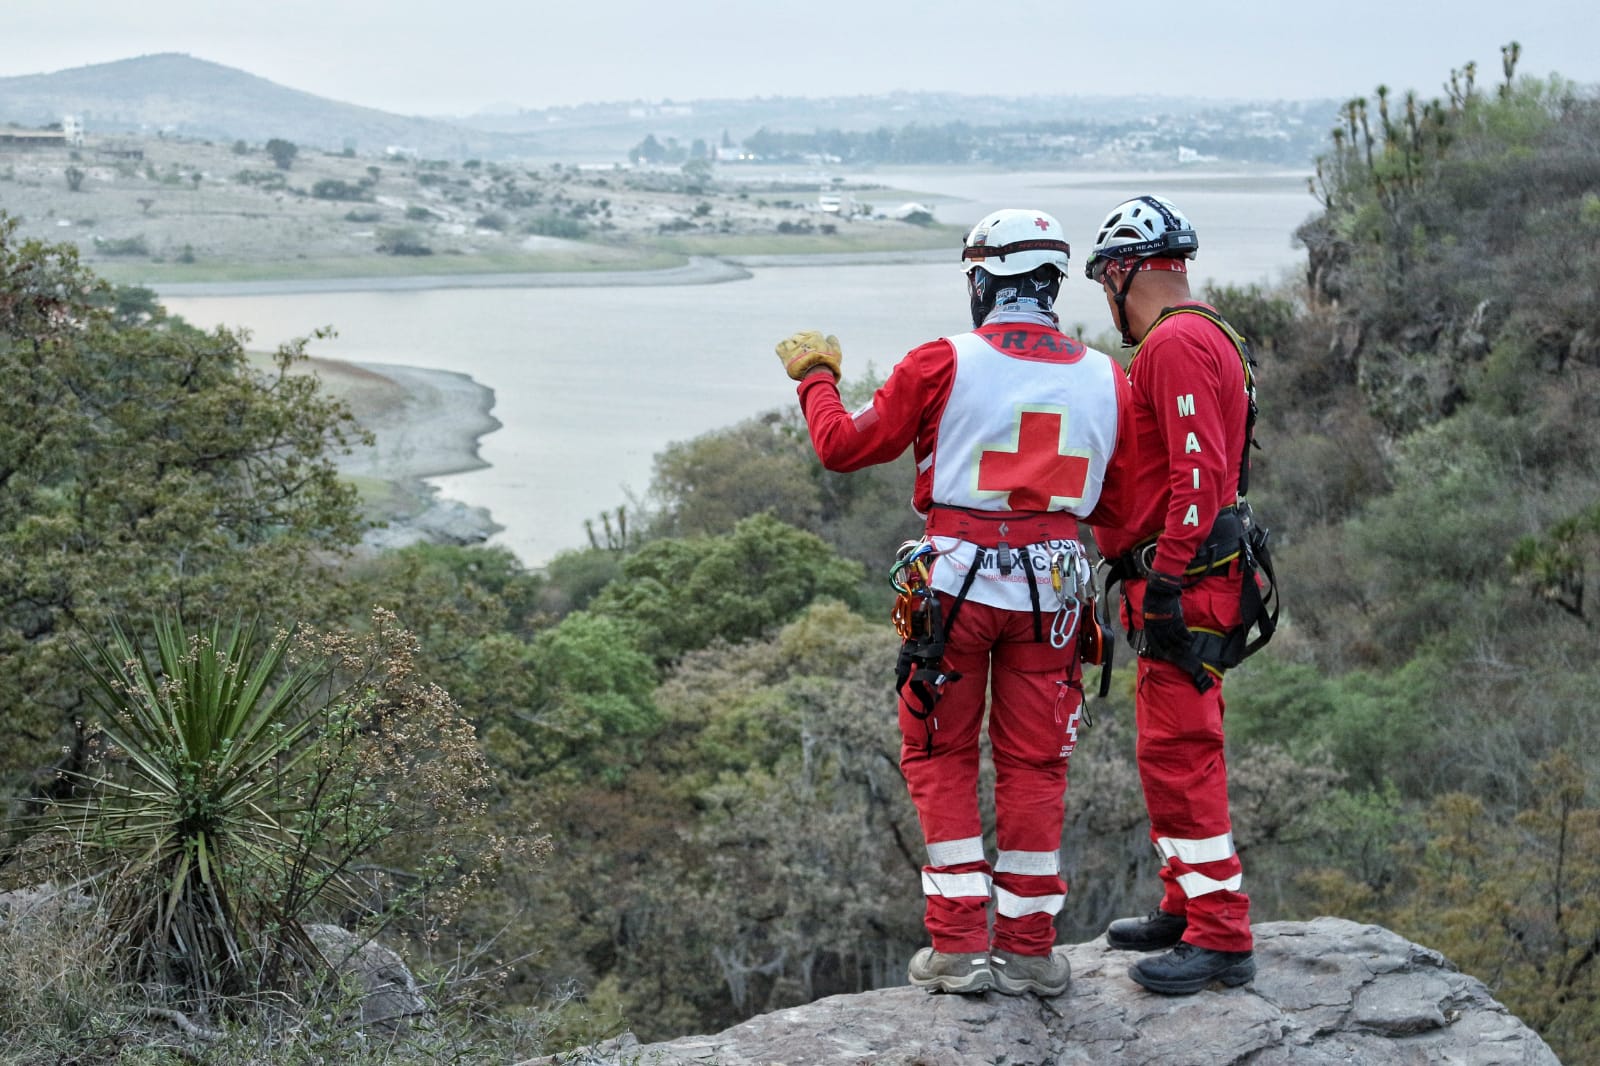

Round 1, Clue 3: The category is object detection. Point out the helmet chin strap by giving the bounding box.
[1109,254,1182,346]
[967,270,990,330]
[1110,258,1143,347]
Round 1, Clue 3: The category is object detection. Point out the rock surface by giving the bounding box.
[306,923,431,1033]
[541,919,1558,1066]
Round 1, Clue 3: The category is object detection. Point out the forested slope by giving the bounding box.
[1203,56,1600,1058]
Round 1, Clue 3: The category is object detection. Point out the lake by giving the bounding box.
[162,167,1317,567]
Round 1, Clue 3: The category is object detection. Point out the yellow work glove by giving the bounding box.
[775,330,843,382]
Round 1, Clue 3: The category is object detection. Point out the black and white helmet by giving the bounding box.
[1083,195,1198,281]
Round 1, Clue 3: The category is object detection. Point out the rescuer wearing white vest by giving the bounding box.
[774,208,1137,997]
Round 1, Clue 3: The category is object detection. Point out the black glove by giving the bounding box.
[1139,570,1193,661]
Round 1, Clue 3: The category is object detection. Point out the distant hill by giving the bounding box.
[0,53,518,158]
[0,53,1335,166]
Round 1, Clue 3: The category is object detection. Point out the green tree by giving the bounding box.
[264,137,298,170]
[629,134,665,165]
[588,513,864,663]
[529,602,922,1038]
[681,157,713,187]
[1385,753,1600,1062]
[0,217,366,798]
[647,416,822,539]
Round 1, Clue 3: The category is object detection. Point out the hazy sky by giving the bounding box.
[5,1,1595,116]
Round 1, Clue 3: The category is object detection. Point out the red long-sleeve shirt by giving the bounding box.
[1093,306,1250,577]
[795,319,1138,531]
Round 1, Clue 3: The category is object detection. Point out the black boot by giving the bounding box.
[1105,908,1187,952]
[1129,941,1255,995]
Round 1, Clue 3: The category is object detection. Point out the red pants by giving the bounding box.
[899,595,1082,956]
[1134,656,1252,952]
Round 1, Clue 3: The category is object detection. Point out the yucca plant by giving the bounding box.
[30,609,496,1007]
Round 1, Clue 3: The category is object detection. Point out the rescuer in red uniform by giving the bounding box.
[773,208,1136,997]
[1084,195,1258,995]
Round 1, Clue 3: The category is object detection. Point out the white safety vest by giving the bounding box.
[927,330,1121,611]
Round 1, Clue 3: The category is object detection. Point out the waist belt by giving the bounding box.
[924,504,1080,549]
[1106,505,1247,586]
[1104,503,1279,690]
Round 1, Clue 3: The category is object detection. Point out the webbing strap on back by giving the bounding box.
[1137,304,1259,498]
[1122,305,1280,686]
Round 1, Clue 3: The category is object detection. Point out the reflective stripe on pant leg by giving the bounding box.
[1156,832,1243,897]
[988,605,1074,955]
[921,870,993,900]
[919,862,994,955]
[1135,657,1252,952]
[994,849,1065,919]
[927,836,986,868]
[902,601,998,955]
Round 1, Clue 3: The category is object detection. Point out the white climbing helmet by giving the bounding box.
[961,209,1071,277]
[1083,195,1198,281]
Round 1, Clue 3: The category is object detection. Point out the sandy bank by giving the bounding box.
[305,356,503,552]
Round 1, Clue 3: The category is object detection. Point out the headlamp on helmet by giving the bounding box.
[1083,195,1198,282]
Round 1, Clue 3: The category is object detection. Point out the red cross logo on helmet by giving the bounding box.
[1034,217,1050,231]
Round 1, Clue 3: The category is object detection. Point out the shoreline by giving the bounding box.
[151,255,753,299]
[212,245,959,558]
[307,356,505,554]
[147,247,958,299]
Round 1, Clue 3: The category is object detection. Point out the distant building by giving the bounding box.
[0,125,68,149]
[62,115,85,146]
[93,140,144,160]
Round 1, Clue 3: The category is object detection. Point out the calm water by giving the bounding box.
[163,168,1316,567]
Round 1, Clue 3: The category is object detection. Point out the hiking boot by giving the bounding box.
[1106,907,1188,952]
[907,948,993,994]
[1129,941,1255,995]
[990,948,1071,997]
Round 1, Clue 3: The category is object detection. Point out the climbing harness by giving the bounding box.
[1051,544,1115,701]
[891,539,969,753]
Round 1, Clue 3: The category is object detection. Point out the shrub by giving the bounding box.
[523,214,586,239]
[20,611,507,1005]
[93,234,150,256]
[234,169,287,190]
[376,226,433,256]
[310,178,371,201]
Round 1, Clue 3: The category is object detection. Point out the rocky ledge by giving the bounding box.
[537,919,1558,1066]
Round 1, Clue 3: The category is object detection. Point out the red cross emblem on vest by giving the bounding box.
[975,408,1091,510]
